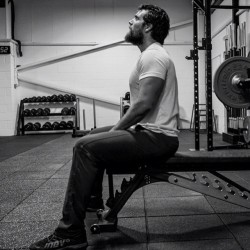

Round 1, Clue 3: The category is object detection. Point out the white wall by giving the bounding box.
[0,8,6,39]
[12,0,195,130]
[0,40,18,136]
[14,0,193,44]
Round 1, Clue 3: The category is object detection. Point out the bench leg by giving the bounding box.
[106,173,115,208]
[91,167,156,234]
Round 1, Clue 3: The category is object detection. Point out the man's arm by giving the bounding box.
[110,76,165,131]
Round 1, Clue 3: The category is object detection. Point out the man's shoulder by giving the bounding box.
[143,44,169,58]
[141,45,169,65]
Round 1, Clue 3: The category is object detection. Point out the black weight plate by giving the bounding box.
[214,56,250,108]
[243,116,250,143]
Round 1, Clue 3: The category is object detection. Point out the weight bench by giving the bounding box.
[90,150,250,234]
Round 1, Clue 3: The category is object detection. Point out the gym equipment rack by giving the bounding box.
[17,94,79,136]
[189,0,250,151]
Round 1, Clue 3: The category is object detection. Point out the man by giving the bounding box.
[30,4,179,250]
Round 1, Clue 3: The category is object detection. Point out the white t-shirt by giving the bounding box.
[129,42,179,137]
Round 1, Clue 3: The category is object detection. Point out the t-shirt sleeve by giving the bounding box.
[138,50,169,81]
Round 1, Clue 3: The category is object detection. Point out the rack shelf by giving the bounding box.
[17,95,79,135]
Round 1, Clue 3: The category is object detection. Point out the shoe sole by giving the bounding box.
[60,242,88,249]
[30,242,88,250]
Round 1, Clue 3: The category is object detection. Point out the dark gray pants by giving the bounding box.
[55,126,179,236]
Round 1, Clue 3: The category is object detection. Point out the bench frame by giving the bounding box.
[90,153,250,234]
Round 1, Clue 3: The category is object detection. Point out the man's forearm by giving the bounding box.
[111,103,150,131]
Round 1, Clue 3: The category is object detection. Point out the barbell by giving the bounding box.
[214,56,250,109]
[213,56,250,144]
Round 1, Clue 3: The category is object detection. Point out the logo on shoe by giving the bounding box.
[45,239,70,248]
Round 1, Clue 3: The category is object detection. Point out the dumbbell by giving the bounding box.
[29,96,37,103]
[69,94,76,102]
[35,96,42,102]
[123,105,130,115]
[33,122,41,131]
[46,96,52,102]
[40,96,47,102]
[42,122,52,130]
[30,109,37,116]
[124,92,130,101]
[30,96,37,103]
[57,94,64,102]
[61,107,69,115]
[63,94,70,102]
[35,108,43,116]
[50,94,58,102]
[24,122,33,131]
[66,121,74,129]
[51,121,60,130]
[69,107,76,115]
[42,108,50,116]
[58,121,67,129]
[22,98,29,103]
[22,109,31,116]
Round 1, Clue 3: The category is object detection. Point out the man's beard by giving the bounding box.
[125,29,144,45]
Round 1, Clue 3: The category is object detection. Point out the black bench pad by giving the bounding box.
[106,149,250,174]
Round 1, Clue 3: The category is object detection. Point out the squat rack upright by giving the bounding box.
[190,0,249,151]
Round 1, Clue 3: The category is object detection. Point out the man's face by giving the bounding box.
[125,10,147,45]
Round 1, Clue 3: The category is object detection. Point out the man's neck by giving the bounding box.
[138,39,157,52]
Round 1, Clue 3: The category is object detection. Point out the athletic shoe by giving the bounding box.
[86,197,104,212]
[29,233,87,250]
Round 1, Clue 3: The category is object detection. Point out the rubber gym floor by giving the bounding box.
[1,130,250,250]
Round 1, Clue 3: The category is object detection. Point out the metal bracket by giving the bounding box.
[161,172,250,209]
[185,50,198,60]
[198,38,212,50]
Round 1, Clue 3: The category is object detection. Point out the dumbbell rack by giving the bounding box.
[120,92,130,118]
[18,96,79,136]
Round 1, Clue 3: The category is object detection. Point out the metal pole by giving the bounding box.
[232,0,239,57]
[82,109,86,130]
[193,3,200,151]
[205,0,213,151]
[120,97,123,119]
[211,5,250,9]
[76,97,80,130]
[93,99,97,129]
[17,40,125,73]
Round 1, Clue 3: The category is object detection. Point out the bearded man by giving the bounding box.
[30,4,179,250]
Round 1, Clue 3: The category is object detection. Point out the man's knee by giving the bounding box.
[74,138,88,153]
[73,137,98,162]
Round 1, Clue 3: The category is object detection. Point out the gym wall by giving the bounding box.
[1,0,200,135]
[0,8,5,39]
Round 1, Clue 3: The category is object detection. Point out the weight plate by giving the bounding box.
[243,116,250,143]
[214,56,250,108]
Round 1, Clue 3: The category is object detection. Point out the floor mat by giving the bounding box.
[0,134,65,162]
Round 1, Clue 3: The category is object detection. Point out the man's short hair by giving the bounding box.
[138,4,170,45]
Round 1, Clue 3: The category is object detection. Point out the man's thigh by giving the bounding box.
[75,129,178,167]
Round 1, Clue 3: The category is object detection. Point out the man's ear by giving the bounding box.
[145,23,153,33]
